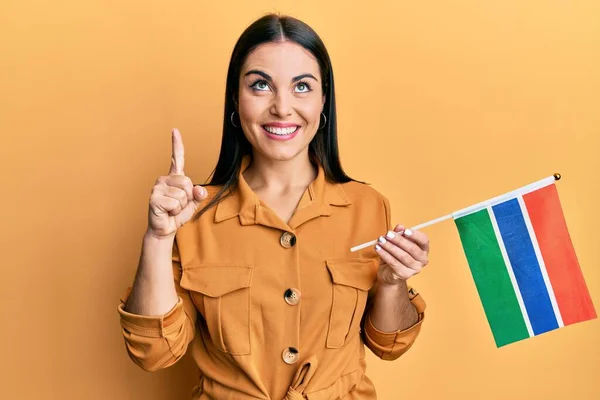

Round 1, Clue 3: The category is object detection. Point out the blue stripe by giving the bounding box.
[492,198,559,335]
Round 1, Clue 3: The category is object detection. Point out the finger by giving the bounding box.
[152,196,182,216]
[174,186,208,228]
[394,224,430,252]
[164,175,193,200]
[375,244,416,280]
[169,128,185,175]
[383,231,427,263]
[377,236,423,270]
[163,186,189,211]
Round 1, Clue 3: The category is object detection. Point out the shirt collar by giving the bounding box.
[214,154,352,231]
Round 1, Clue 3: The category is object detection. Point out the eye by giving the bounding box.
[295,81,312,93]
[250,79,270,92]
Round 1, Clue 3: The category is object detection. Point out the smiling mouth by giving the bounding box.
[262,125,300,136]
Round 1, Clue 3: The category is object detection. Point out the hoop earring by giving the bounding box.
[318,113,327,130]
[230,111,240,128]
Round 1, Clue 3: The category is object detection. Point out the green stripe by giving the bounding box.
[455,209,529,347]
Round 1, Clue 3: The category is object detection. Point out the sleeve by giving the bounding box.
[117,236,197,372]
[361,192,426,360]
[362,287,426,360]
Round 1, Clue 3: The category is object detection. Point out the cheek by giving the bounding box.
[297,100,323,125]
[238,92,269,122]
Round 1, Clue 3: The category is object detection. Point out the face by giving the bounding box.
[237,41,326,162]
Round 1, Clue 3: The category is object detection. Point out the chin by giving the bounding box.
[256,147,308,162]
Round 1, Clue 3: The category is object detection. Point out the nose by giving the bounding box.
[270,90,293,117]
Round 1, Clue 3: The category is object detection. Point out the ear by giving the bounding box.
[322,94,326,106]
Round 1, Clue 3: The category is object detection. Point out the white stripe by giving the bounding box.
[488,206,534,337]
[517,196,564,327]
[453,176,556,219]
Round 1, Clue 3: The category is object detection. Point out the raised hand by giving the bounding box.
[146,128,207,239]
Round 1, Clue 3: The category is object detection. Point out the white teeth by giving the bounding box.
[264,126,299,135]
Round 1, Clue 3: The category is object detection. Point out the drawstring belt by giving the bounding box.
[284,355,318,400]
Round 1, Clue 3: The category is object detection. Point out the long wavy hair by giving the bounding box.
[193,13,362,221]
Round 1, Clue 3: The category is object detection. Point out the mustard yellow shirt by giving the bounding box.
[118,154,425,399]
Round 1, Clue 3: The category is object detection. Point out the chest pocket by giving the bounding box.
[325,257,378,349]
[180,264,254,355]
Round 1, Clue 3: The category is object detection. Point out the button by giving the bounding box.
[284,288,301,306]
[282,347,299,364]
[280,232,296,248]
[408,287,418,299]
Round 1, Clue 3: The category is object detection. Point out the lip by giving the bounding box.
[261,125,300,141]
[262,122,300,128]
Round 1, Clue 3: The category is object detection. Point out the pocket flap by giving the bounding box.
[180,265,254,297]
[326,258,378,290]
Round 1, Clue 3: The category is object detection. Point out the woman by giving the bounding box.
[118,13,429,399]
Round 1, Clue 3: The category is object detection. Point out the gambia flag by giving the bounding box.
[453,177,596,347]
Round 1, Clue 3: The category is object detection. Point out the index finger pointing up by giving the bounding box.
[169,128,185,175]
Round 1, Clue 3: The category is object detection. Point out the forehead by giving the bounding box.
[241,41,320,78]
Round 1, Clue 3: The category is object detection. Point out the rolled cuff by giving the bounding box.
[118,288,186,338]
[363,289,426,361]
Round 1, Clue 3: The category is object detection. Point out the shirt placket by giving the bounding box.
[253,204,303,369]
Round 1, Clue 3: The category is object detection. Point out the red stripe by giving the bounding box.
[523,184,596,325]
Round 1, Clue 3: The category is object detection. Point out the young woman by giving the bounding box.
[118,13,429,400]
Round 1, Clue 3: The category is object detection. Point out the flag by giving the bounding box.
[453,178,596,347]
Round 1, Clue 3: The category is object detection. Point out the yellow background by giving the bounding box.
[1,0,598,398]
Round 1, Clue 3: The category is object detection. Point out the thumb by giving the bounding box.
[192,185,207,204]
[174,186,207,228]
[393,224,405,233]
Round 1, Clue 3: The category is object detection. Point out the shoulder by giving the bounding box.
[339,180,389,206]
[338,180,392,230]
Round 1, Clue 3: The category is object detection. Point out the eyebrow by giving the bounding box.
[244,69,319,83]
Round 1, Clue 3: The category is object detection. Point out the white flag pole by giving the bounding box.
[349,173,561,253]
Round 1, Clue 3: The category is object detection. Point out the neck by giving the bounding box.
[243,151,318,193]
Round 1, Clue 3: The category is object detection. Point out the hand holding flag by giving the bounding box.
[352,173,596,347]
[375,225,430,284]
